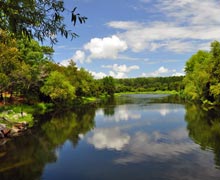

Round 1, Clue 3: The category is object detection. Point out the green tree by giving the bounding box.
[209,41,220,103]
[102,76,116,96]
[0,30,20,75]
[40,71,76,105]
[184,50,211,101]
[0,0,87,44]
[10,61,32,96]
[0,30,20,99]
[75,68,94,97]
[184,41,220,103]
[15,38,55,102]
[62,61,99,97]
[0,73,9,102]
[17,38,54,65]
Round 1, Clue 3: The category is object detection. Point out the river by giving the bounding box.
[1,94,220,180]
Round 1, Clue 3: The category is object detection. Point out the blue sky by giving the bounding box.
[52,0,220,79]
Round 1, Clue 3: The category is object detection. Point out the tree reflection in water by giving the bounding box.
[185,104,220,168]
[0,106,96,180]
[1,95,220,179]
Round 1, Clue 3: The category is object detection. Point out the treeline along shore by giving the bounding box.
[1,0,220,141]
[1,29,220,139]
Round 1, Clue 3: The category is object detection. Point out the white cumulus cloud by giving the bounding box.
[103,64,139,73]
[84,35,128,61]
[90,71,107,79]
[59,50,86,66]
[102,64,140,78]
[142,66,184,77]
[60,35,128,65]
[72,50,86,64]
[145,66,168,77]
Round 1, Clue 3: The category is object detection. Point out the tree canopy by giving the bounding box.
[114,76,184,93]
[0,0,87,44]
[101,76,116,96]
[40,71,76,105]
[184,41,220,104]
[0,31,110,105]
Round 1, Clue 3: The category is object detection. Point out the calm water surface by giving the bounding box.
[1,94,220,180]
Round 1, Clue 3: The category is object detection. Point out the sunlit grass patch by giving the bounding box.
[0,110,34,128]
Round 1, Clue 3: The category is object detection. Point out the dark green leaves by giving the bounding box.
[72,13,77,26]
[78,16,88,24]
[184,41,220,103]
[0,1,87,44]
[71,7,88,26]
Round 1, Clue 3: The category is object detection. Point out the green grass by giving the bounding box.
[81,97,98,103]
[33,103,54,114]
[0,110,34,127]
[0,103,54,128]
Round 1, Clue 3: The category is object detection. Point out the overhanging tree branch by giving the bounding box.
[0,0,87,44]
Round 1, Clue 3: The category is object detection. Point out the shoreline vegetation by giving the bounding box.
[0,90,180,139]
[183,41,220,106]
[0,84,218,141]
[2,39,220,141]
[1,51,220,140]
[0,103,54,139]
[1,1,220,143]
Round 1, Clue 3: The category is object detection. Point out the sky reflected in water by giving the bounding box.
[88,102,198,165]
[42,95,220,179]
[1,94,220,180]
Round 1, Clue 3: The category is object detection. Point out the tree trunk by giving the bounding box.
[0,92,3,101]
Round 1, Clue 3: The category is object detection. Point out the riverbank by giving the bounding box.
[0,92,178,140]
[2,93,220,179]
[0,103,54,140]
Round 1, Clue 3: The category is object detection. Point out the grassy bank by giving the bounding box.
[0,103,54,128]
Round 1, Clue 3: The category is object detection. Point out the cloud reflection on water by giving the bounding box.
[88,101,195,164]
[115,128,198,164]
[145,104,184,117]
[98,105,141,122]
[87,126,199,164]
[87,127,130,151]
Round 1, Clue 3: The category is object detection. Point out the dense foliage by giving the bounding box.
[0,30,186,106]
[115,76,184,93]
[184,41,220,104]
[0,30,110,105]
[2,0,219,108]
[0,0,87,44]
[101,76,116,96]
[0,0,92,106]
